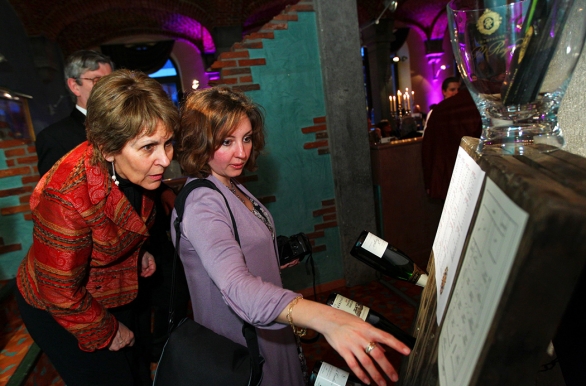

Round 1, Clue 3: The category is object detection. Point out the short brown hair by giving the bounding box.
[177,86,265,178]
[86,69,179,166]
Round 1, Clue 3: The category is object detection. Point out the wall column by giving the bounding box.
[362,19,395,123]
[314,0,377,286]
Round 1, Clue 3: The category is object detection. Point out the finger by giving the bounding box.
[339,351,371,385]
[358,349,389,386]
[367,345,398,384]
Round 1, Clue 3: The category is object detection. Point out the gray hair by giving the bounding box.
[64,50,114,85]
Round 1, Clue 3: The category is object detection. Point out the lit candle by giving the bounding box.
[411,91,415,107]
[405,92,410,111]
[389,96,394,112]
[397,91,402,109]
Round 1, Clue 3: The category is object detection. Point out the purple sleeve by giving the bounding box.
[180,185,299,327]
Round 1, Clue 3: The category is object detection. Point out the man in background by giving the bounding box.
[441,76,460,100]
[423,76,461,133]
[36,50,113,176]
[421,85,482,200]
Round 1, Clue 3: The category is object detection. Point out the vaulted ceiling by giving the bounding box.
[7,0,451,56]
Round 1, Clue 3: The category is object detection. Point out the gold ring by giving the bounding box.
[365,342,376,355]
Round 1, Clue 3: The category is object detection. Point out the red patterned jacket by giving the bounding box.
[17,142,155,351]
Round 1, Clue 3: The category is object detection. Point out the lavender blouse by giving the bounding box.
[171,175,305,386]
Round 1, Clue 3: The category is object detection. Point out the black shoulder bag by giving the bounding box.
[153,179,264,386]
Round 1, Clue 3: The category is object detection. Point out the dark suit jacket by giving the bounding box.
[36,108,86,176]
[421,88,482,200]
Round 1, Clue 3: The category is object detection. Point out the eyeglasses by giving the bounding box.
[78,76,102,85]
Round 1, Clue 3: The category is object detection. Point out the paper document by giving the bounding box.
[438,178,528,386]
[434,147,485,324]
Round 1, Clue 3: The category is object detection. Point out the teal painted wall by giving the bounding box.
[0,151,33,280]
[244,12,343,291]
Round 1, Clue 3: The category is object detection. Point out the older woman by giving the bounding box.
[174,86,410,386]
[16,69,179,385]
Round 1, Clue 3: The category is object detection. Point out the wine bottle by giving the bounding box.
[309,361,366,386]
[326,292,416,349]
[350,230,428,287]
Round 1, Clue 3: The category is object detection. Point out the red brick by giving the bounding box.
[246,32,274,40]
[17,156,37,165]
[274,14,299,22]
[291,4,314,12]
[19,194,31,204]
[315,221,338,230]
[4,148,25,157]
[322,199,335,206]
[240,75,253,83]
[22,175,40,184]
[221,77,238,85]
[260,22,288,31]
[312,245,327,253]
[323,214,337,222]
[27,146,36,153]
[0,140,28,148]
[211,60,238,69]
[24,213,33,221]
[0,185,33,198]
[222,68,251,76]
[240,42,264,50]
[313,206,336,217]
[302,124,327,134]
[1,204,30,215]
[219,51,249,60]
[238,58,266,67]
[303,140,328,149]
[318,148,330,155]
[0,167,31,178]
[0,244,22,255]
[313,117,326,124]
[233,84,261,92]
[306,231,325,239]
[6,159,15,167]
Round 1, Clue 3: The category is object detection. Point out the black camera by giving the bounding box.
[277,233,312,266]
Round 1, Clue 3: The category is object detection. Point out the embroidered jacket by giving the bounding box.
[17,142,155,352]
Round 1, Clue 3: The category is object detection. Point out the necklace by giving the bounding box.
[228,179,247,205]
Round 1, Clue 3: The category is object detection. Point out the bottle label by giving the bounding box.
[362,232,388,258]
[330,294,369,321]
[315,362,350,386]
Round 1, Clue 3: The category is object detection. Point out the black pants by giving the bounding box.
[16,289,148,386]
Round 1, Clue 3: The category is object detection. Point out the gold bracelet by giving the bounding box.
[286,296,307,337]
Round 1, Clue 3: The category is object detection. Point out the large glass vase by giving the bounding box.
[447,0,586,154]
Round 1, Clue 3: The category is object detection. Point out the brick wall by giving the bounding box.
[208,0,340,274]
[0,137,38,279]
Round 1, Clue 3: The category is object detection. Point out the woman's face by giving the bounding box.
[106,121,174,190]
[209,116,252,185]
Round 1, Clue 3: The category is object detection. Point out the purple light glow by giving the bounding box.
[162,14,215,53]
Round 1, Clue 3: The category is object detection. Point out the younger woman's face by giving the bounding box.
[208,116,252,185]
[106,121,174,190]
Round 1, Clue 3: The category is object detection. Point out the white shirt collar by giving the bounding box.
[76,105,87,115]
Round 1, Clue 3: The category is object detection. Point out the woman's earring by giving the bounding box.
[111,162,119,186]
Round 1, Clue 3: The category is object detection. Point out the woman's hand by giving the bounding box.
[140,251,156,277]
[278,299,410,386]
[319,309,408,386]
[108,322,135,351]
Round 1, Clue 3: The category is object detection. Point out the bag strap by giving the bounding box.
[169,178,264,384]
